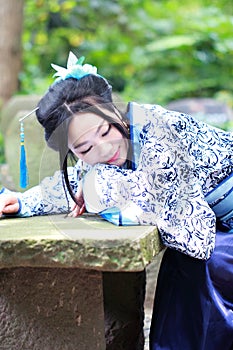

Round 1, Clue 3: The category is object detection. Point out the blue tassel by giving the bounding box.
[20,122,28,188]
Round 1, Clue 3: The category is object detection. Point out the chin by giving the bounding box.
[116,159,126,167]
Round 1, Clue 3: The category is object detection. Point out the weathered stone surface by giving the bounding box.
[0,267,105,350]
[0,214,163,272]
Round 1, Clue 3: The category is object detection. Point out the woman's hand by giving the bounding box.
[69,187,86,217]
[0,194,20,217]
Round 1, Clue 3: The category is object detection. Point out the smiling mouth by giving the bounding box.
[107,149,120,163]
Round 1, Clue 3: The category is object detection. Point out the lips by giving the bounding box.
[107,149,120,164]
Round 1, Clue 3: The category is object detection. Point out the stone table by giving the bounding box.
[0,214,163,350]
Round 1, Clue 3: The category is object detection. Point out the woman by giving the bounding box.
[0,52,233,349]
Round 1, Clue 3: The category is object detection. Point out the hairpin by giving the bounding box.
[19,107,39,189]
[51,51,99,82]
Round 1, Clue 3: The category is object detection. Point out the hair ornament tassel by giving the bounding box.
[19,121,28,189]
[51,51,99,82]
[19,107,39,189]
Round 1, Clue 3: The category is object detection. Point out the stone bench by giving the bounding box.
[0,213,163,350]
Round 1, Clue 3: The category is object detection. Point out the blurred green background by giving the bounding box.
[0,0,233,165]
[21,0,233,103]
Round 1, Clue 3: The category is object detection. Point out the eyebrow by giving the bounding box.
[73,119,106,150]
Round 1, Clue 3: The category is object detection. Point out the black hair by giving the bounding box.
[36,75,131,205]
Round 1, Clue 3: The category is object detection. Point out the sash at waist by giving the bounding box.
[205,173,233,223]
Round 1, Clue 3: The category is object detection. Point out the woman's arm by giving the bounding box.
[0,164,81,217]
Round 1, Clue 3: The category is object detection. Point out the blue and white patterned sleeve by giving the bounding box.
[1,162,83,217]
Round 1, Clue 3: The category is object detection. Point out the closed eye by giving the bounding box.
[102,124,111,137]
[80,146,92,155]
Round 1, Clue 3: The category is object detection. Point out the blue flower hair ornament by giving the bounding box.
[51,51,99,81]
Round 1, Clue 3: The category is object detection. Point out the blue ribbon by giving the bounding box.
[20,122,28,189]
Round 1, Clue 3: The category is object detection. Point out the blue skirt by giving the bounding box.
[149,228,233,350]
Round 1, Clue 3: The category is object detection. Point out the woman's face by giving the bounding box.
[68,111,129,166]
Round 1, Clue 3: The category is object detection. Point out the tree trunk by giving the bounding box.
[0,0,24,104]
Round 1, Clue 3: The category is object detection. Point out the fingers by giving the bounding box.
[0,195,19,216]
[68,205,80,217]
[0,197,8,216]
[2,203,20,214]
[79,203,86,215]
[69,203,86,218]
[68,187,85,218]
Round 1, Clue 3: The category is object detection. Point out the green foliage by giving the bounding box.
[21,0,233,106]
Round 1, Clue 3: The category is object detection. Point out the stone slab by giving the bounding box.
[0,214,163,272]
[0,214,162,349]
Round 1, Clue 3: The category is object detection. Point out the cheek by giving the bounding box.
[111,128,125,143]
[75,152,84,161]
[70,148,85,162]
[74,151,96,166]
[75,151,87,162]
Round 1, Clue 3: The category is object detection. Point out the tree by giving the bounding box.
[0,0,24,104]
